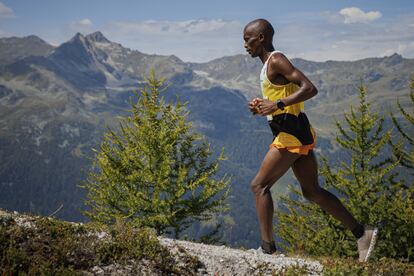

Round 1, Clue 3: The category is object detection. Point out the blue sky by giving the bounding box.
[1,1,414,62]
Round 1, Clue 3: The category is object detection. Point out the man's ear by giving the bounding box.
[258,33,265,42]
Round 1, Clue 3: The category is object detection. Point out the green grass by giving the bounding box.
[265,253,414,275]
[319,256,414,276]
[280,252,414,276]
[0,211,202,275]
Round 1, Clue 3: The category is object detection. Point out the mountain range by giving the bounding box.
[0,31,413,248]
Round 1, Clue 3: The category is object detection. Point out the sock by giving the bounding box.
[352,224,365,239]
[261,240,277,254]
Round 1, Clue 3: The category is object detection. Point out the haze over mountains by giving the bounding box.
[0,32,412,248]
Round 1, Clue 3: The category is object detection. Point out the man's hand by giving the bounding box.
[248,98,261,115]
[254,98,278,116]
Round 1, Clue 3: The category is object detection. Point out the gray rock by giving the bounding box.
[159,237,323,275]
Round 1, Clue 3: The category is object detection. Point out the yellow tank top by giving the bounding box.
[260,51,304,120]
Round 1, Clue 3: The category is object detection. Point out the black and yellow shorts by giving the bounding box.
[268,112,316,155]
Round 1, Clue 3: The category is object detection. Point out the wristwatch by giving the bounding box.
[276,99,285,110]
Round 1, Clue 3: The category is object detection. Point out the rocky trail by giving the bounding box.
[159,237,323,275]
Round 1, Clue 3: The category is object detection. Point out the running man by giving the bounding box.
[243,19,378,262]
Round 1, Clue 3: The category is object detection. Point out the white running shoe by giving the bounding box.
[357,226,378,262]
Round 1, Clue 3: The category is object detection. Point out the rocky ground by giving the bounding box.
[159,237,323,275]
[2,209,414,275]
[0,209,323,275]
[88,238,324,275]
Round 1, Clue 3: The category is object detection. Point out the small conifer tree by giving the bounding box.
[82,71,231,237]
[391,76,414,175]
[276,84,414,261]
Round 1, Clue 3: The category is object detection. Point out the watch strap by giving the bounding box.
[276,99,285,110]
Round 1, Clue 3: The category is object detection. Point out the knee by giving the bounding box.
[250,179,269,196]
[302,186,324,203]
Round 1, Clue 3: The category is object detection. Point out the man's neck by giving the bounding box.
[259,46,275,63]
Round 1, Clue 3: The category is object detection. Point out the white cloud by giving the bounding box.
[111,19,240,36]
[339,7,381,24]
[78,19,92,26]
[98,15,414,62]
[68,18,94,33]
[383,41,414,57]
[0,1,14,18]
[105,19,243,62]
[274,12,414,61]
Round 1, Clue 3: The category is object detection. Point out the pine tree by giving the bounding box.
[276,84,414,261]
[82,71,231,237]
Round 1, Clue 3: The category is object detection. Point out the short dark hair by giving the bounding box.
[244,19,274,40]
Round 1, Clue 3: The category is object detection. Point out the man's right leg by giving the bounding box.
[250,147,299,249]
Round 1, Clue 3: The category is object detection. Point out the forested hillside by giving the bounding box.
[0,32,412,248]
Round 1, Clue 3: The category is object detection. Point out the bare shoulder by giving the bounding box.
[268,52,316,90]
[268,52,295,76]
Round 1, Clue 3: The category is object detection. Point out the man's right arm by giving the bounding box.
[268,53,318,107]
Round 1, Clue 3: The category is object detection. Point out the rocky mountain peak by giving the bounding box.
[0,35,49,45]
[24,35,49,44]
[0,35,54,65]
[50,32,92,60]
[86,31,111,44]
[46,31,109,89]
[383,53,403,67]
[70,32,87,43]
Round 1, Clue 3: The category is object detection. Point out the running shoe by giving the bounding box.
[357,226,378,262]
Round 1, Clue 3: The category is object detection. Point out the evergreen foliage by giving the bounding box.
[391,76,414,175]
[276,84,414,261]
[82,71,231,237]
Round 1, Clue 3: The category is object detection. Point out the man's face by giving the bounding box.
[243,27,262,58]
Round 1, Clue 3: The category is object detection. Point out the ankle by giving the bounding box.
[352,224,365,239]
[261,240,277,254]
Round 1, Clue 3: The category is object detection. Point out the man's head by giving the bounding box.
[243,19,274,58]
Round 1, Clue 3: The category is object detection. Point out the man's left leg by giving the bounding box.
[291,151,360,230]
[292,150,378,262]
